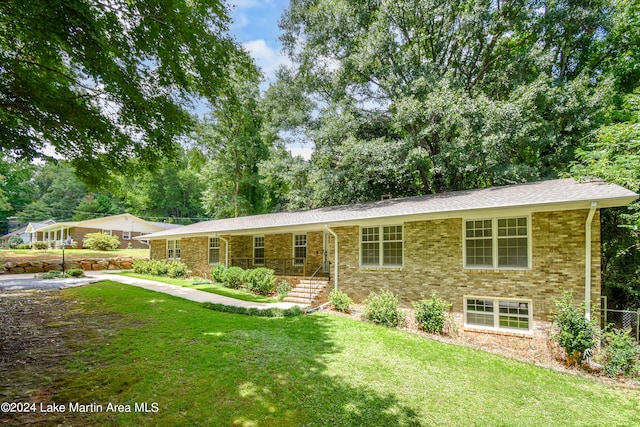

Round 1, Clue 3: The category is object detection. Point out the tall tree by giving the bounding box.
[570,0,640,309]
[16,162,87,223]
[119,147,207,223]
[198,80,270,218]
[0,0,256,185]
[0,154,34,233]
[278,0,616,203]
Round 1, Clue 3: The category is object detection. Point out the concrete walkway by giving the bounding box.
[0,271,304,310]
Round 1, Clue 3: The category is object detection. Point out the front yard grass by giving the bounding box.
[118,271,279,303]
[38,281,640,426]
[1,248,148,262]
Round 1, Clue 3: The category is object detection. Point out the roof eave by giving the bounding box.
[135,195,638,240]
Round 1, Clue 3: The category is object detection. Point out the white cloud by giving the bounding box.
[231,12,249,30]
[287,144,313,160]
[243,39,291,83]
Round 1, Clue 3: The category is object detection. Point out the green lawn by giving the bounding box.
[49,282,638,426]
[0,248,148,261]
[118,271,279,303]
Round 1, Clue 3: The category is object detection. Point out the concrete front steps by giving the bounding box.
[283,278,330,306]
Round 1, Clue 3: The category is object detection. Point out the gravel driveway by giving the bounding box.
[0,274,103,291]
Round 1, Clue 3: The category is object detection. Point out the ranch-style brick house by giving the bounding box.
[138,179,638,336]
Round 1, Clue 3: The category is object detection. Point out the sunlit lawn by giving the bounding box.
[1,248,149,261]
[117,271,279,303]
[46,282,639,426]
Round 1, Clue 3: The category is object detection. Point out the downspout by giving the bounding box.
[324,225,339,290]
[218,235,229,268]
[585,202,598,320]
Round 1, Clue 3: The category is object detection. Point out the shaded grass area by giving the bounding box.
[118,271,278,303]
[31,282,640,426]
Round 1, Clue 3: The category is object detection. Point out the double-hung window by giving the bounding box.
[293,234,307,266]
[254,236,265,265]
[464,217,529,269]
[167,240,181,260]
[209,237,220,264]
[465,297,532,332]
[122,231,131,240]
[360,225,403,267]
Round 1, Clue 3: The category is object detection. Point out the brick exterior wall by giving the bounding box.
[150,240,166,261]
[148,209,600,327]
[181,236,209,277]
[333,209,600,323]
[65,227,149,249]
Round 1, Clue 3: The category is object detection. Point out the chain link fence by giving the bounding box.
[601,297,640,342]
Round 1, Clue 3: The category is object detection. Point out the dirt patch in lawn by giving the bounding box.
[0,289,123,426]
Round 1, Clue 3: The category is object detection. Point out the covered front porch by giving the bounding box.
[230,258,330,278]
[26,222,76,248]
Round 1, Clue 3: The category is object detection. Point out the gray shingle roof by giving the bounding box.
[139,179,638,240]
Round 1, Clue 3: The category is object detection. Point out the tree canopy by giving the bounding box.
[276,0,618,203]
[0,0,256,184]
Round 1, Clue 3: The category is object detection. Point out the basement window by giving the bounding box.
[464,296,532,332]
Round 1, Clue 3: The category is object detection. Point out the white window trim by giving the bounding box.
[253,236,265,266]
[463,295,533,333]
[293,234,307,266]
[209,237,220,265]
[122,231,131,240]
[102,229,113,236]
[463,215,532,270]
[167,239,181,260]
[359,225,404,268]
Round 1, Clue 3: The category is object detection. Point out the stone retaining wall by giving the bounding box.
[1,257,142,274]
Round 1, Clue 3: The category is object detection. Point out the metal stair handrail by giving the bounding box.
[308,264,325,304]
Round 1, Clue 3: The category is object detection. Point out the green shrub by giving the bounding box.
[329,289,353,312]
[66,268,85,277]
[551,291,598,366]
[210,264,226,282]
[42,271,64,279]
[167,261,191,278]
[15,243,31,249]
[132,259,151,274]
[33,241,48,250]
[362,290,405,327]
[7,235,24,248]
[276,280,292,301]
[132,259,190,278]
[244,268,276,295]
[413,294,451,334]
[600,328,640,378]
[83,232,120,251]
[221,266,245,289]
[201,302,304,318]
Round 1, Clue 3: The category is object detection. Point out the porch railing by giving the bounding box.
[231,258,328,277]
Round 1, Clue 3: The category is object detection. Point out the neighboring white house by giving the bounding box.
[15,214,182,249]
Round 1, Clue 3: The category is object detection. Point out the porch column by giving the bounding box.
[325,225,339,290]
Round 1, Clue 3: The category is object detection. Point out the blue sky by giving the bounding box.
[228,0,313,159]
[229,0,290,83]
